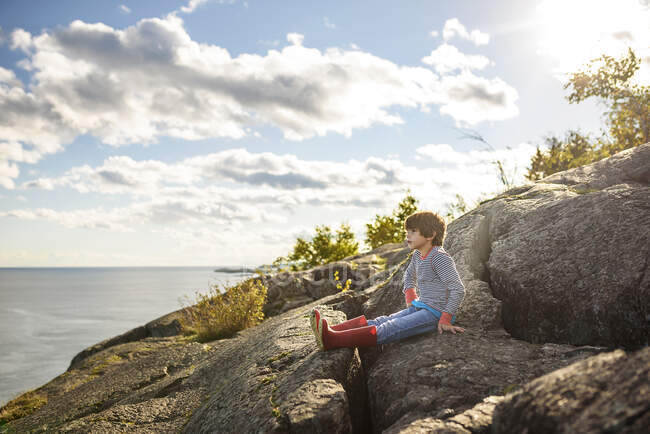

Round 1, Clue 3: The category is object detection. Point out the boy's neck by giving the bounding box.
[418,244,436,258]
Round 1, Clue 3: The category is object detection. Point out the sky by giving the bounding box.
[0,0,648,267]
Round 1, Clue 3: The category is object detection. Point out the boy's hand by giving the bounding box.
[438,322,465,334]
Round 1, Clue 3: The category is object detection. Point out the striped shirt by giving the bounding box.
[403,245,466,315]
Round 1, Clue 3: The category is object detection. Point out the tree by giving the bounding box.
[525,129,600,181]
[526,48,649,180]
[365,191,419,249]
[274,222,359,271]
[564,47,649,152]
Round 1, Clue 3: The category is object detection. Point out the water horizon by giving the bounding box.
[0,266,255,406]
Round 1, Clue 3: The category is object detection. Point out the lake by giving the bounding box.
[0,267,254,406]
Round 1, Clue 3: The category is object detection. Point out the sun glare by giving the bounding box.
[535,0,650,83]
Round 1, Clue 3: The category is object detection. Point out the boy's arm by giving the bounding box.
[432,252,466,325]
[403,254,417,306]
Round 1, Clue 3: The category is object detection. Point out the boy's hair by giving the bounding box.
[404,211,446,246]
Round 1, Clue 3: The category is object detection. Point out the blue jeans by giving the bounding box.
[367,306,439,345]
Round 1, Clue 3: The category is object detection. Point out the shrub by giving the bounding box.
[273,222,359,271]
[179,278,267,343]
[365,191,419,249]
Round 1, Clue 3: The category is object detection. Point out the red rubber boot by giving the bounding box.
[332,315,368,331]
[310,308,367,339]
[319,317,377,350]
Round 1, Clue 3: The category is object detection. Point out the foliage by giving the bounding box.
[273,222,359,271]
[333,270,352,292]
[179,278,267,343]
[526,48,648,180]
[0,390,48,425]
[365,191,419,249]
[525,129,602,181]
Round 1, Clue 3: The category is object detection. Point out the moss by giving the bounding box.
[269,384,283,422]
[502,383,520,395]
[267,351,291,364]
[90,354,123,376]
[567,186,601,195]
[0,390,48,424]
[259,375,277,385]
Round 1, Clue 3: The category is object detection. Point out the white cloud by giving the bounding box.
[0,66,23,88]
[119,5,131,14]
[324,17,336,29]
[422,43,492,74]
[0,14,519,189]
[437,71,519,126]
[180,0,210,14]
[414,141,537,206]
[10,28,33,53]
[429,30,439,38]
[442,18,490,46]
[12,144,535,226]
[286,32,304,46]
[20,148,415,196]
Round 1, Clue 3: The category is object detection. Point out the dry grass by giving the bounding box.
[179,278,267,343]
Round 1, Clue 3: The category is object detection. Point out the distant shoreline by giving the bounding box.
[0,266,258,271]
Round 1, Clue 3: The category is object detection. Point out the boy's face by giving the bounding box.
[405,228,435,251]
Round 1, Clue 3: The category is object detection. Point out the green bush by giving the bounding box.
[273,222,359,271]
[179,278,267,342]
[365,191,419,249]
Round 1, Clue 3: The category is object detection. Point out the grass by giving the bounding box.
[0,390,48,425]
[179,278,268,343]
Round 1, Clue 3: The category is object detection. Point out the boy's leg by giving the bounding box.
[375,308,438,345]
[367,306,418,328]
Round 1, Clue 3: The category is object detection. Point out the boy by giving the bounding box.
[310,211,466,350]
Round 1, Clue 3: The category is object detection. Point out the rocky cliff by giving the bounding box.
[2,143,648,433]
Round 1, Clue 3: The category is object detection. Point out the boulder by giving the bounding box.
[260,243,409,317]
[483,143,650,348]
[362,327,601,432]
[492,347,650,433]
[358,144,650,432]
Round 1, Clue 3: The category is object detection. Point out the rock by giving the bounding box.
[362,328,594,433]
[182,294,370,433]
[4,336,217,432]
[2,292,370,433]
[68,309,186,370]
[384,395,505,434]
[483,143,650,348]
[492,347,650,434]
[260,243,409,317]
[358,144,650,432]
